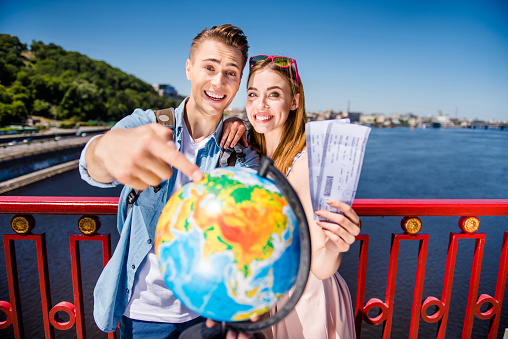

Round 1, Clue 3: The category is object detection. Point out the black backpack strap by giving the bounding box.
[233,144,246,163]
[126,189,140,215]
[219,144,246,167]
[126,107,175,209]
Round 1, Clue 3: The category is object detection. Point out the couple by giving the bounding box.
[80,24,359,339]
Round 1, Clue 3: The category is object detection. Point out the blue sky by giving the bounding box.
[1,0,507,121]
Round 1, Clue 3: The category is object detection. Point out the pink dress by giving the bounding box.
[263,271,356,339]
[263,151,357,338]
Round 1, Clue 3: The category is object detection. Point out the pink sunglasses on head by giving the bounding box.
[249,55,300,85]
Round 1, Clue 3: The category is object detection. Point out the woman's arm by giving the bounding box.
[287,152,360,280]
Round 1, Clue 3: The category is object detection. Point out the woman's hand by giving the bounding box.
[314,200,361,254]
[221,117,248,149]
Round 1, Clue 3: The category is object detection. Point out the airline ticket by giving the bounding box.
[305,119,371,218]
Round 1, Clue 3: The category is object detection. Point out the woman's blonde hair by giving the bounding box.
[247,59,307,175]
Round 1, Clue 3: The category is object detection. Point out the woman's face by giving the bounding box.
[246,69,299,137]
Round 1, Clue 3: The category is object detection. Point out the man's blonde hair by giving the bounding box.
[189,24,249,69]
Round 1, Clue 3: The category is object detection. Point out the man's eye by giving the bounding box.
[205,66,213,71]
[226,71,236,76]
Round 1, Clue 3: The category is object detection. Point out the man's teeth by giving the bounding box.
[206,91,225,100]
[256,115,272,121]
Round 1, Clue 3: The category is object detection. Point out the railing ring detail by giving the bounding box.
[475,294,499,320]
[48,301,76,330]
[421,296,445,323]
[363,298,389,325]
[0,301,12,329]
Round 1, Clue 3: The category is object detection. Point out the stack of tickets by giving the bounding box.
[305,119,371,219]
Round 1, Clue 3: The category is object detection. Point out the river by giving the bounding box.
[1,127,507,338]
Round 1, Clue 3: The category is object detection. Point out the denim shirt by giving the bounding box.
[79,98,260,332]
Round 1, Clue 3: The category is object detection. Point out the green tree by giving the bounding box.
[0,34,183,126]
[0,34,27,86]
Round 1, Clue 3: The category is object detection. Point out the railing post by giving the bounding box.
[421,231,488,339]
[35,233,55,339]
[354,234,369,339]
[361,232,428,338]
[70,237,86,338]
[3,233,55,338]
[420,232,458,338]
[69,233,112,339]
[488,232,508,339]
[407,233,429,339]
[2,236,24,338]
[468,231,508,339]
[462,234,486,338]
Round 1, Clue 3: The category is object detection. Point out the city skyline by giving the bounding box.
[1,0,507,121]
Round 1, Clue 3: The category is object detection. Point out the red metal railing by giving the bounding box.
[1,197,507,338]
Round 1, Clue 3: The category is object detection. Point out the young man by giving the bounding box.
[79,24,259,337]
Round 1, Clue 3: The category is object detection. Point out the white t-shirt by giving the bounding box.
[123,120,212,323]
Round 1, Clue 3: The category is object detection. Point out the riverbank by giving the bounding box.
[0,160,79,194]
[0,131,102,182]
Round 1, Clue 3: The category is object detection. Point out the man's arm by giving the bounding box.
[85,123,202,190]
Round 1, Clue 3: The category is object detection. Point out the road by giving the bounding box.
[0,134,96,160]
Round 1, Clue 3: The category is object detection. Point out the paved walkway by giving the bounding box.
[0,160,80,194]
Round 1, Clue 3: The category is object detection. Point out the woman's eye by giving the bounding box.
[247,92,257,97]
[205,66,213,71]
[269,92,280,97]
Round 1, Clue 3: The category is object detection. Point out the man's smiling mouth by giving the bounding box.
[205,91,226,101]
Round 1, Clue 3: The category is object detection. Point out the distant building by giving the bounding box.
[152,84,181,100]
[360,115,376,125]
[436,114,450,126]
[321,110,341,120]
[374,114,386,124]
[348,112,362,123]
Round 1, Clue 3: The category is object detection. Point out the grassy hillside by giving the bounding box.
[0,34,182,126]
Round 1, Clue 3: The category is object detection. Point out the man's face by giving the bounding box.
[186,40,244,118]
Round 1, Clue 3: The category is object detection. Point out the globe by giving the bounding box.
[155,166,301,323]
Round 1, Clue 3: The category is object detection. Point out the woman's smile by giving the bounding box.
[254,114,273,122]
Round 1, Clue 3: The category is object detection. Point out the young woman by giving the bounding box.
[246,55,360,339]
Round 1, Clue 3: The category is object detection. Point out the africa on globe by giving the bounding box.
[154,167,301,322]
